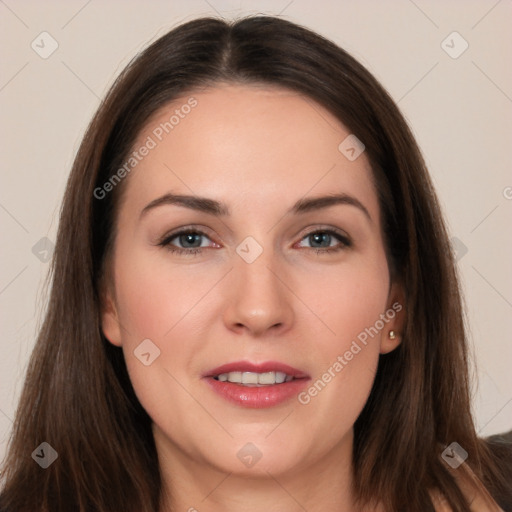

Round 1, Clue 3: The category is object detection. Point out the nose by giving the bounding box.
[223,249,295,337]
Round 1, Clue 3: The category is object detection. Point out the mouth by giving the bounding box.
[203,361,310,408]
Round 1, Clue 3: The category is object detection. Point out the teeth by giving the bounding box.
[275,371,286,384]
[215,371,295,386]
[242,372,259,385]
[258,371,276,384]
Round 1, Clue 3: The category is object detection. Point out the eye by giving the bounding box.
[158,228,217,256]
[157,227,351,257]
[296,229,351,254]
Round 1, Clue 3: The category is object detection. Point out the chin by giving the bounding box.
[216,447,305,478]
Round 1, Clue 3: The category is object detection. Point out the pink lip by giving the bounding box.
[203,360,310,409]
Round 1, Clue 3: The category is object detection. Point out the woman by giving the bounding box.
[0,15,510,512]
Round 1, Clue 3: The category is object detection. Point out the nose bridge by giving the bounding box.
[234,233,277,285]
[237,250,277,297]
[224,239,294,335]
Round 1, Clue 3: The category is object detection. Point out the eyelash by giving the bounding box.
[157,227,352,257]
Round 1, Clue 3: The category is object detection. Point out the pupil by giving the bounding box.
[311,232,330,247]
[180,233,201,248]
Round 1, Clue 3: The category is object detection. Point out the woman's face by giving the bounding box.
[101,85,403,481]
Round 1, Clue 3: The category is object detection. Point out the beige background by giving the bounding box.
[1,0,511,465]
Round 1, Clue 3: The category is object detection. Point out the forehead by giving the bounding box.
[122,84,379,222]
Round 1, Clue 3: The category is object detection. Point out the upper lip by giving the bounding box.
[203,361,310,379]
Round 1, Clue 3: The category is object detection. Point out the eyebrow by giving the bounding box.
[140,192,372,222]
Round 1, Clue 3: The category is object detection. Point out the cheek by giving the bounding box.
[292,252,388,428]
[110,248,224,426]
[113,248,220,341]
[296,250,390,351]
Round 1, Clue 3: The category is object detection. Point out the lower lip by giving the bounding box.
[205,377,309,408]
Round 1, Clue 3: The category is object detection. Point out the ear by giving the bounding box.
[100,286,123,347]
[380,280,405,355]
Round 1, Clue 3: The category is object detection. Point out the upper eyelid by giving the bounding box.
[161,224,214,238]
[297,225,350,238]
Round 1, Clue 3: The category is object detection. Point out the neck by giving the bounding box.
[156,427,369,512]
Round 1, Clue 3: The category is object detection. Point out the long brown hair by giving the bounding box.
[1,15,510,512]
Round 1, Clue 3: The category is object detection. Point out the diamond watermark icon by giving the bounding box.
[236,236,263,264]
[441,31,468,59]
[32,442,58,469]
[441,442,468,469]
[134,338,161,366]
[32,237,55,263]
[338,134,365,161]
[450,237,468,262]
[31,31,59,59]
[237,442,262,468]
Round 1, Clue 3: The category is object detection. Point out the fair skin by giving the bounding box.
[101,84,404,512]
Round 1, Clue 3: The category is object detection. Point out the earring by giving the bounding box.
[389,330,396,340]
